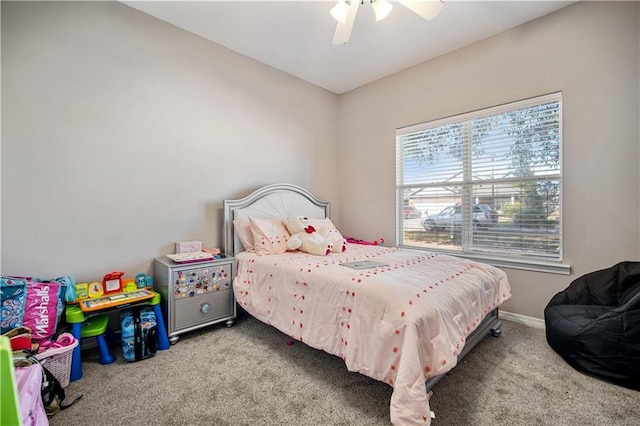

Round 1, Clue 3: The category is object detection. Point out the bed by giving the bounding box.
[223,183,512,425]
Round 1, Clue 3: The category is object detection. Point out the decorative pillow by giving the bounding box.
[233,218,254,252]
[309,217,347,253]
[309,217,345,241]
[248,217,290,254]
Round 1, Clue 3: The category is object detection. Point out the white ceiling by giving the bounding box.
[122,1,576,94]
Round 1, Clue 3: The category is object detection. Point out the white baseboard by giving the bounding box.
[499,310,545,329]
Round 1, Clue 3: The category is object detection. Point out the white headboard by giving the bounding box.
[223,183,330,256]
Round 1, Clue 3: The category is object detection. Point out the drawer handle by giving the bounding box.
[200,302,211,314]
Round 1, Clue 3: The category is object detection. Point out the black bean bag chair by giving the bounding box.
[544,261,640,390]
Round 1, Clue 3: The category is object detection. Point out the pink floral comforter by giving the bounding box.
[234,245,511,425]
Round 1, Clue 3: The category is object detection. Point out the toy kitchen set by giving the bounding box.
[154,241,236,344]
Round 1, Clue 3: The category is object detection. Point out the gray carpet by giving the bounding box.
[50,313,639,425]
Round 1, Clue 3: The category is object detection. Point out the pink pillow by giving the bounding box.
[310,217,345,241]
[248,217,290,254]
[233,218,254,252]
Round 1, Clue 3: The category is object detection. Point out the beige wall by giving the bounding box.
[337,1,640,319]
[2,1,639,321]
[1,1,339,281]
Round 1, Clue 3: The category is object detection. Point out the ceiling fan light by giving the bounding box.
[372,0,393,22]
[422,1,444,20]
[397,0,444,21]
[330,0,351,24]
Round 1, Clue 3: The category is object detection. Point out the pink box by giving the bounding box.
[175,240,202,254]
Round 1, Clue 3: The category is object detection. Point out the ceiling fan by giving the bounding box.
[330,0,444,45]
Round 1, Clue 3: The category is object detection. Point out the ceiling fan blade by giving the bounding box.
[397,0,444,20]
[332,1,359,45]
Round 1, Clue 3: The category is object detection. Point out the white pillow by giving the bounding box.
[233,218,254,252]
[248,217,290,254]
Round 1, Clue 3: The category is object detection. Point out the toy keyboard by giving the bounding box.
[80,288,155,312]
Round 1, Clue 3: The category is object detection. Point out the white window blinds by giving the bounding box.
[396,92,562,262]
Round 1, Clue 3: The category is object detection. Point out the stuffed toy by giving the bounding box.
[317,226,347,253]
[284,216,334,256]
[327,236,347,253]
[345,237,384,246]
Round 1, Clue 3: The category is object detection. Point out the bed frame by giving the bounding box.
[223,183,503,393]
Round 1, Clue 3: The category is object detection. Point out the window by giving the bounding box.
[396,92,566,272]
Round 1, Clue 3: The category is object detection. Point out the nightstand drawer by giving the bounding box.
[170,263,231,300]
[174,288,234,331]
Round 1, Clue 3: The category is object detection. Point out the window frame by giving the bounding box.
[395,92,569,275]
